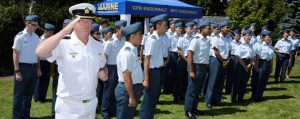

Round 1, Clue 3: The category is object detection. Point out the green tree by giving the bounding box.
[225,0,286,38]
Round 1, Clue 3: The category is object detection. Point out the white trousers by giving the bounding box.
[55,97,98,119]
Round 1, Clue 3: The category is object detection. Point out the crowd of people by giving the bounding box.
[11,3,299,119]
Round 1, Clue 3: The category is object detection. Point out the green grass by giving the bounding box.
[1,57,300,119]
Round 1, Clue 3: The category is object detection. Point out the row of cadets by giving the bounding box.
[184,20,211,119]
[34,23,55,103]
[102,20,127,118]
[231,29,255,103]
[205,21,231,109]
[287,29,300,79]
[251,31,274,102]
[169,22,184,103]
[274,30,293,83]
[115,22,144,119]
[140,14,168,119]
[176,21,196,104]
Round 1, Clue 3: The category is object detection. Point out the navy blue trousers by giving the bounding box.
[13,63,38,119]
[34,60,50,102]
[231,59,250,102]
[251,59,271,101]
[176,57,188,99]
[139,68,161,119]
[205,57,226,105]
[115,83,143,119]
[164,52,178,95]
[101,65,118,118]
[288,50,296,68]
[184,64,208,112]
[52,64,59,114]
[225,55,237,94]
[274,53,290,82]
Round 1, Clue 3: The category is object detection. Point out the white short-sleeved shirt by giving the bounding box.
[47,32,106,100]
[240,35,257,45]
[104,35,125,65]
[288,36,300,50]
[12,29,41,64]
[169,33,182,52]
[141,33,150,55]
[161,33,170,58]
[210,33,231,59]
[256,42,274,60]
[230,40,241,56]
[144,31,164,68]
[177,34,194,56]
[235,42,255,59]
[274,38,293,54]
[117,42,143,84]
[187,34,210,64]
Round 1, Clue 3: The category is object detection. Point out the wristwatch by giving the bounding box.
[15,70,20,73]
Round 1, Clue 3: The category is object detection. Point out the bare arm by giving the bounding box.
[36,17,81,58]
[143,55,150,89]
[123,70,136,107]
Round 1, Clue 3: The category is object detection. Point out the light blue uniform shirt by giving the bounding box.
[169,33,182,52]
[141,32,151,55]
[256,42,274,60]
[187,34,210,64]
[161,33,170,58]
[12,29,41,64]
[230,40,242,56]
[117,42,144,84]
[210,33,231,59]
[104,35,125,65]
[274,38,293,54]
[288,36,300,50]
[144,31,164,68]
[177,34,194,56]
[235,42,255,59]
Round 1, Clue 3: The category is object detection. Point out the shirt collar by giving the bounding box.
[70,31,93,46]
[125,41,135,49]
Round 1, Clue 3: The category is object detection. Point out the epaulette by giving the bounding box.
[195,36,200,39]
[63,35,70,40]
[125,47,131,51]
[151,35,157,40]
[17,31,23,36]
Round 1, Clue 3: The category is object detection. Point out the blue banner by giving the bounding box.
[94,0,203,18]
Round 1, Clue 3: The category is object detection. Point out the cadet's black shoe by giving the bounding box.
[193,109,204,115]
[206,104,213,110]
[173,97,179,104]
[185,111,196,119]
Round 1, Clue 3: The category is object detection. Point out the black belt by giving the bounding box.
[150,67,162,70]
[119,82,142,85]
[259,59,271,62]
[279,53,290,55]
[194,63,208,66]
[19,63,37,67]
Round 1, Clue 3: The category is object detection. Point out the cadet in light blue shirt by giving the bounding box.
[140,23,154,66]
[166,19,178,38]
[115,22,144,119]
[167,22,183,101]
[140,14,168,119]
[274,30,293,83]
[184,20,211,118]
[12,15,41,119]
[34,23,55,103]
[251,31,274,102]
[225,29,242,94]
[232,29,255,103]
[287,29,300,78]
[205,20,231,109]
[102,20,126,118]
[176,21,195,104]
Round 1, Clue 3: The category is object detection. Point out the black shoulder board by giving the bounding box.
[125,47,131,51]
[63,35,70,40]
[151,35,156,40]
[17,31,23,35]
[195,36,200,39]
